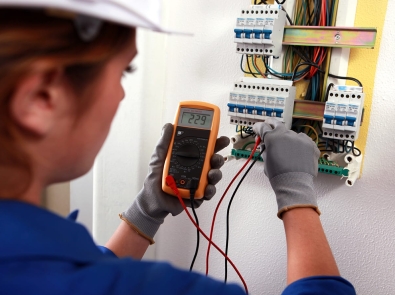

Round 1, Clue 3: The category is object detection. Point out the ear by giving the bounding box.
[10,63,64,136]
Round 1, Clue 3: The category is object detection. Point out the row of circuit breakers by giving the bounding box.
[234,4,286,57]
[228,4,365,142]
[227,79,364,141]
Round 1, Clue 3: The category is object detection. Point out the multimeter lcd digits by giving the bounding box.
[162,101,220,199]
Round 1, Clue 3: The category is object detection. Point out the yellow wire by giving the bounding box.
[297,125,319,144]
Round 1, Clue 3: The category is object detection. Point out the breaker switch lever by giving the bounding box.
[244,29,253,39]
[262,29,272,39]
[253,29,262,39]
[234,28,243,39]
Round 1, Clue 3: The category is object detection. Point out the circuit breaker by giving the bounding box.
[234,4,286,57]
[227,77,295,129]
[322,85,365,141]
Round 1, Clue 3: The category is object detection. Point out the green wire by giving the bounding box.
[242,141,256,150]
[249,55,262,76]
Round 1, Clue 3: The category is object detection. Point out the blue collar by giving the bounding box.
[0,200,103,263]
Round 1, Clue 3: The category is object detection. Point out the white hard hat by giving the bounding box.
[0,0,185,39]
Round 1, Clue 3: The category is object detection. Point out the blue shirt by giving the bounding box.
[0,201,355,295]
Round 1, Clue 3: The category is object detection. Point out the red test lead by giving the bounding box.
[166,175,249,295]
[205,137,261,276]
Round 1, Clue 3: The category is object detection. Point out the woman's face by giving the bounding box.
[54,34,138,182]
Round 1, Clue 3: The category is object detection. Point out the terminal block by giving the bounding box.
[318,157,349,177]
[322,85,365,141]
[231,149,264,162]
[228,150,353,182]
[227,77,295,129]
[322,152,363,187]
[234,4,286,57]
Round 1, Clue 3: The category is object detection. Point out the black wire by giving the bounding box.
[276,3,293,25]
[240,55,259,77]
[246,55,258,78]
[189,191,200,272]
[240,127,252,139]
[224,147,265,283]
[324,83,334,101]
[351,141,361,157]
[306,0,312,25]
[327,73,362,87]
[240,127,255,139]
[243,127,256,136]
[317,121,323,135]
[291,61,363,87]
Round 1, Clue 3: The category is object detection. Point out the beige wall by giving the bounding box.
[43,182,70,216]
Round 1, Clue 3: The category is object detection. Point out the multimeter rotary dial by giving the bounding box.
[174,143,200,167]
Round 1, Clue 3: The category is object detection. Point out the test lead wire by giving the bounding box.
[189,180,200,271]
[166,176,249,294]
[225,147,265,282]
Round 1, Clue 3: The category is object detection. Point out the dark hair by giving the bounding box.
[0,8,135,197]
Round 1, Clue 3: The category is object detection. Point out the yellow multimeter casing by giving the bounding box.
[162,101,220,199]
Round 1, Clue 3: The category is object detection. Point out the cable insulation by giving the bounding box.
[166,176,249,294]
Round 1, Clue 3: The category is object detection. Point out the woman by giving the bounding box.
[0,1,355,294]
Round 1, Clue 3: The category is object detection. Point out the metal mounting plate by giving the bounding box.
[283,26,377,48]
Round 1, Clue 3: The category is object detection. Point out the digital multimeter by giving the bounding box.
[162,101,220,199]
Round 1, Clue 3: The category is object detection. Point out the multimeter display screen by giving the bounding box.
[178,108,213,129]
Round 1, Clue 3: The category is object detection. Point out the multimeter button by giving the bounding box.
[176,131,184,136]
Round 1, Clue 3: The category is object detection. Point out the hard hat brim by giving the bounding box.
[0,0,191,35]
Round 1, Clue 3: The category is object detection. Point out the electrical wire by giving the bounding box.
[246,55,259,78]
[253,55,266,77]
[351,141,361,156]
[165,175,249,294]
[205,139,261,277]
[241,141,256,150]
[240,55,259,77]
[324,83,334,101]
[328,73,363,87]
[263,56,308,80]
[295,125,319,144]
[189,190,199,272]
[240,127,253,139]
[224,148,265,283]
[291,61,363,87]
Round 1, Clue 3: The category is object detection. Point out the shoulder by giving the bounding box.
[282,276,356,295]
[0,256,245,295]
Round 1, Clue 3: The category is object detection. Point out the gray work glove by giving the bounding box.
[122,123,230,243]
[252,118,321,219]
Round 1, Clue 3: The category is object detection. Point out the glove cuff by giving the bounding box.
[269,172,321,219]
[122,201,167,242]
[119,213,155,245]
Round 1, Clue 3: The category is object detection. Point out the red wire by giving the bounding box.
[166,175,249,294]
[205,138,261,276]
[308,2,328,78]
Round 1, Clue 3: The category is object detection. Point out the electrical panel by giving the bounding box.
[234,4,286,57]
[322,85,365,141]
[227,1,377,187]
[227,77,295,129]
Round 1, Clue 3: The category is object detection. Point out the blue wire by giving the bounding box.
[262,56,308,77]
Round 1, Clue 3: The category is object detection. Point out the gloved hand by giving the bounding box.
[252,118,321,219]
[121,123,230,244]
